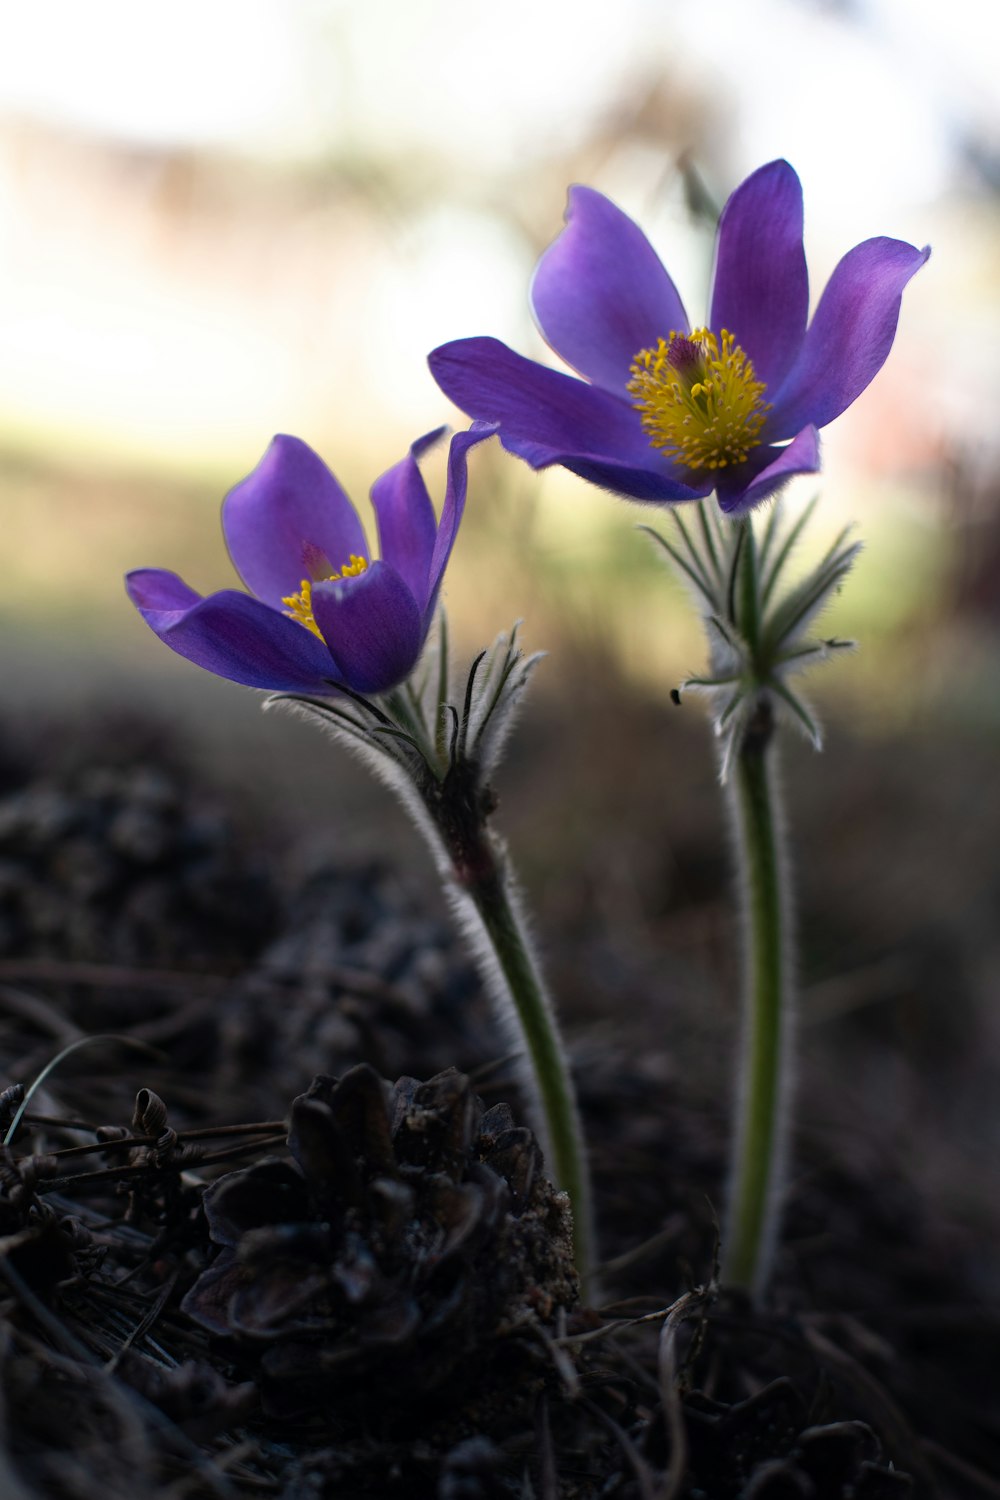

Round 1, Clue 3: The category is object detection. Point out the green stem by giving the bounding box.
[467,850,593,1287]
[429,773,592,1288]
[281,665,592,1287]
[722,698,791,1297]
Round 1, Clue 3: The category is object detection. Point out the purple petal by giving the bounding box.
[709,160,809,396]
[530,186,689,396]
[126,570,339,692]
[311,560,424,695]
[370,427,446,616]
[714,427,822,516]
[125,568,201,612]
[425,421,497,615]
[500,434,710,505]
[768,238,931,438]
[429,337,662,469]
[223,435,369,609]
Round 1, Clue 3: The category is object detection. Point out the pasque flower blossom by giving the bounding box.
[126,424,495,696]
[429,160,929,515]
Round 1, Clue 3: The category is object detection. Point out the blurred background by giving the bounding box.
[2,0,996,720]
[1,0,999,1210]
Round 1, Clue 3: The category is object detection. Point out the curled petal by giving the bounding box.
[125,568,201,612]
[501,434,710,505]
[370,427,445,617]
[429,337,660,469]
[531,186,689,396]
[312,560,424,695]
[714,427,822,516]
[709,159,809,394]
[126,571,339,692]
[425,421,497,615]
[768,238,931,437]
[223,435,369,609]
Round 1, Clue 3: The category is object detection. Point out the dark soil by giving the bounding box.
[0,715,996,1499]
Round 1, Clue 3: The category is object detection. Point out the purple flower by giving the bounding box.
[429,161,929,515]
[126,424,495,696]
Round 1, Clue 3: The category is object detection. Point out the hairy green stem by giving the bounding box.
[276,662,592,1288]
[723,698,791,1296]
[467,852,593,1286]
[429,770,592,1287]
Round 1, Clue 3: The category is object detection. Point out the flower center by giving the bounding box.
[626,328,770,471]
[282,554,368,637]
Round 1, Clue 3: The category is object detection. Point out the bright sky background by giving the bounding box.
[0,0,994,476]
[0,0,994,202]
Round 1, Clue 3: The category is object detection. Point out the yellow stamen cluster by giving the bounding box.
[282,554,368,637]
[626,327,770,471]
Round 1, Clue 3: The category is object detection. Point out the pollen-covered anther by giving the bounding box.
[626,328,771,472]
[282,553,368,636]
